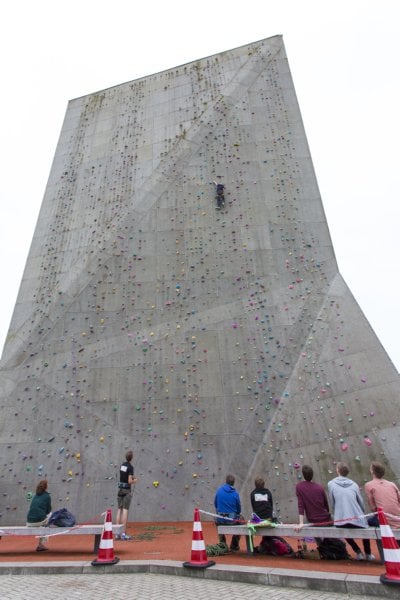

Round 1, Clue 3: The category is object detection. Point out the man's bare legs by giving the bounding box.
[116,507,128,533]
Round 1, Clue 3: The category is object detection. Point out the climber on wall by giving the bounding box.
[213,180,225,209]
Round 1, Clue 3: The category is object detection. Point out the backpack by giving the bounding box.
[257,536,295,556]
[48,508,76,527]
[317,538,350,560]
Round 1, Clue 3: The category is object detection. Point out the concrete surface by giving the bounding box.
[0,34,399,526]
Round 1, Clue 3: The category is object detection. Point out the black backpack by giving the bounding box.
[317,538,350,560]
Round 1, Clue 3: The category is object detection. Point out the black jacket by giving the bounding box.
[250,486,273,520]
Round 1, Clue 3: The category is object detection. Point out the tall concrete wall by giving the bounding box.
[0,35,398,525]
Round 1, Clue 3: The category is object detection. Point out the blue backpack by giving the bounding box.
[49,508,76,527]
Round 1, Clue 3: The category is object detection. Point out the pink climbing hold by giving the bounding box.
[363,437,372,446]
[341,443,349,451]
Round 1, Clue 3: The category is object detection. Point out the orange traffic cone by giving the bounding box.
[183,507,215,569]
[378,507,400,585]
[91,508,120,566]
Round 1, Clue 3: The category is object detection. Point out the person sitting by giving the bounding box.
[250,476,276,553]
[365,461,400,537]
[250,476,274,521]
[296,465,331,525]
[328,462,375,561]
[26,479,52,551]
[214,474,241,551]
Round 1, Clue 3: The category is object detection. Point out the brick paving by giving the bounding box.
[0,573,389,600]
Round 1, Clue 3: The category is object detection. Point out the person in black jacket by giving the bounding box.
[250,476,274,553]
[250,477,273,520]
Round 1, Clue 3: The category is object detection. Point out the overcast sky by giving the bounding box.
[0,0,399,371]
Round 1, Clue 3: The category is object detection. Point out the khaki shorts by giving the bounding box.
[117,489,132,510]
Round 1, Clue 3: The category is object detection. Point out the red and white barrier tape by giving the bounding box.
[199,508,400,527]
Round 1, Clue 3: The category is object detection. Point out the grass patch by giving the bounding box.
[136,531,156,541]
[144,525,184,534]
[133,525,185,540]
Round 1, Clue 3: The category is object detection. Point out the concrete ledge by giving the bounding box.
[345,573,399,598]
[268,567,347,594]
[0,559,399,597]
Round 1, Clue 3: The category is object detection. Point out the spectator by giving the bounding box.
[328,462,375,561]
[26,479,52,552]
[365,462,400,532]
[250,476,275,553]
[296,465,331,542]
[250,476,273,521]
[214,474,241,551]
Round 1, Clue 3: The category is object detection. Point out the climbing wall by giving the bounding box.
[0,35,398,525]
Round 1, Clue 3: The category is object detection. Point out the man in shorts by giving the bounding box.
[116,450,137,540]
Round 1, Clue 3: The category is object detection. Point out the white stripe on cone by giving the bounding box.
[193,522,202,531]
[192,541,206,551]
[383,548,400,562]
[380,524,394,538]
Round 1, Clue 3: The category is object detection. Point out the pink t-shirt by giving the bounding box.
[365,478,400,529]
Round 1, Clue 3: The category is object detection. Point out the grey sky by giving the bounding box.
[0,0,399,370]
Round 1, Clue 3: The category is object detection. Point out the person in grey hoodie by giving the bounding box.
[328,462,375,561]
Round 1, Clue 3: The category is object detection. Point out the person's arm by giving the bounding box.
[296,485,306,526]
[295,489,305,530]
[236,493,241,516]
[327,483,335,513]
[355,485,365,512]
[323,491,330,513]
[128,464,137,485]
[395,484,400,505]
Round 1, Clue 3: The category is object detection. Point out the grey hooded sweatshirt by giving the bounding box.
[328,476,368,528]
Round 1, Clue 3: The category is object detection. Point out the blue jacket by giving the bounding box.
[214,483,241,516]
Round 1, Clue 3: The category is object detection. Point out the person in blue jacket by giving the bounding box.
[214,474,241,551]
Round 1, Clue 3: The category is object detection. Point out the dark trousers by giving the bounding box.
[218,530,241,550]
[336,523,371,555]
[216,513,241,550]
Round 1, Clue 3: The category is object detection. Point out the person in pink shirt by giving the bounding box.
[365,462,400,532]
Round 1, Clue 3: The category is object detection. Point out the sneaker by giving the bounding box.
[356,552,365,560]
[115,534,121,540]
[121,533,133,540]
[366,553,376,561]
[36,545,48,552]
